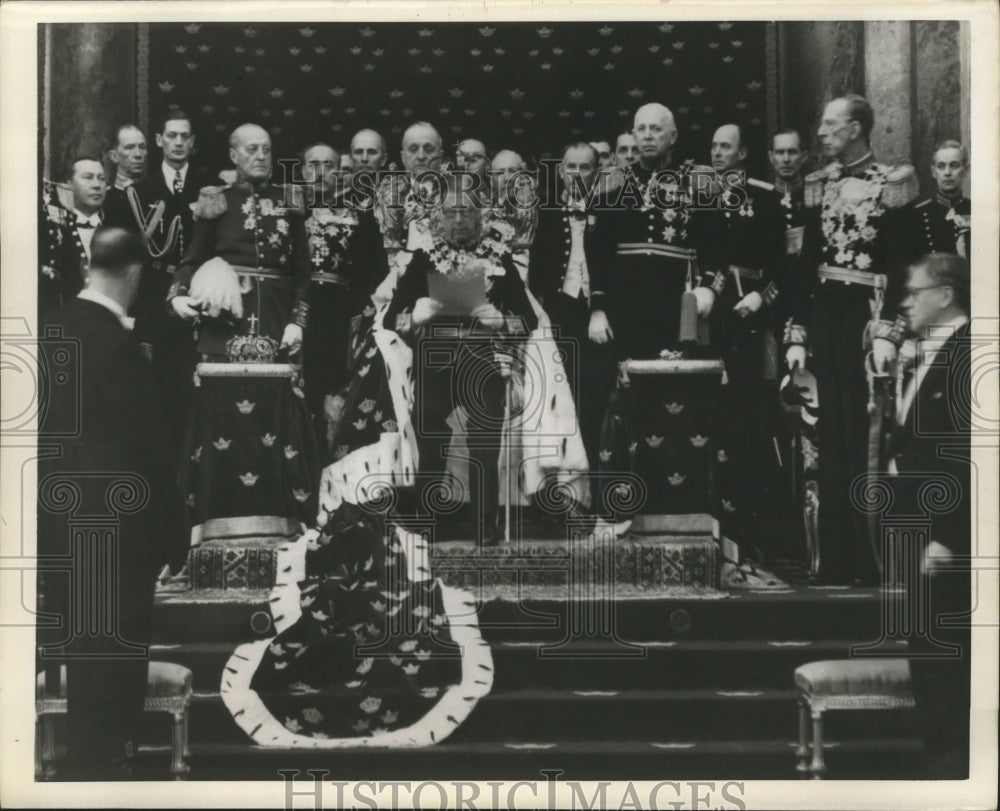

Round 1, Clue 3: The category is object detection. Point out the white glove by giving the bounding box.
[785,344,807,371]
[471,303,507,330]
[171,295,200,321]
[588,309,614,344]
[692,286,715,317]
[412,297,443,327]
[280,323,303,353]
[872,338,898,373]
[733,291,763,317]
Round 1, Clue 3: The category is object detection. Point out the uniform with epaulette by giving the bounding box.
[900,191,971,263]
[104,164,213,441]
[170,182,311,360]
[784,154,919,582]
[592,159,707,359]
[301,192,387,444]
[697,175,787,555]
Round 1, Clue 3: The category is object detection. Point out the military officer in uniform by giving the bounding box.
[901,140,971,261]
[168,123,309,360]
[592,103,706,360]
[299,141,388,447]
[103,125,149,226]
[695,123,786,556]
[107,109,211,442]
[784,95,918,584]
[40,157,108,316]
[769,128,807,266]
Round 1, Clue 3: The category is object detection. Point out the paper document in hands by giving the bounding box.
[427,271,489,316]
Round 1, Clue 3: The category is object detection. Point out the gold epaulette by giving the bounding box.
[804,168,827,208]
[747,177,774,191]
[193,185,229,220]
[881,164,919,209]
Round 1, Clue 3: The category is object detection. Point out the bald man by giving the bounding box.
[591,102,706,359]
[170,123,311,360]
[374,121,445,251]
[350,128,387,171]
[300,141,388,445]
[490,149,526,205]
[168,124,318,551]
[695,123,787,557]
[591,103,720,521]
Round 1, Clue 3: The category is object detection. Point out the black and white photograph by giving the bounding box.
[1,1,997,808]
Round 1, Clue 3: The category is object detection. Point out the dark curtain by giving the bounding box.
[146,21,772,175]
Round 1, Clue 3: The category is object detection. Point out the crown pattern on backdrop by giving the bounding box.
[226,314,279,363]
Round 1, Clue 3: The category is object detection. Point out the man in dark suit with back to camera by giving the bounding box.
[38,227,187,779]
[889,252,972,779]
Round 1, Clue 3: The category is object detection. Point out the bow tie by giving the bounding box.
[564,208,587,220]
[76,217,100,229]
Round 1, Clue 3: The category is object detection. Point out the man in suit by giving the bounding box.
[889,252,971,779]
[38,228,187,779]
[39,157,108,316]
[107,108,210,441]
[529,142,615,501]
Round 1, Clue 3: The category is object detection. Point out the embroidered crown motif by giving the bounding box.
[236,399,256,414]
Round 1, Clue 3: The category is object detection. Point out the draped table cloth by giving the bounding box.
[183,363,319,546]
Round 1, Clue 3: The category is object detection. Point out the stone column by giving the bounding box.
[864,22,913,168]
[43,23,137,181]
[778,21,864,168]
[912,21,967,193]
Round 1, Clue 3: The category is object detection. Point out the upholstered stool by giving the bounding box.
[794,659,915,777]
[35,661,192,780]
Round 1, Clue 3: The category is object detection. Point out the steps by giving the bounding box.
[129,738,922,781]
[30,552,904,781]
